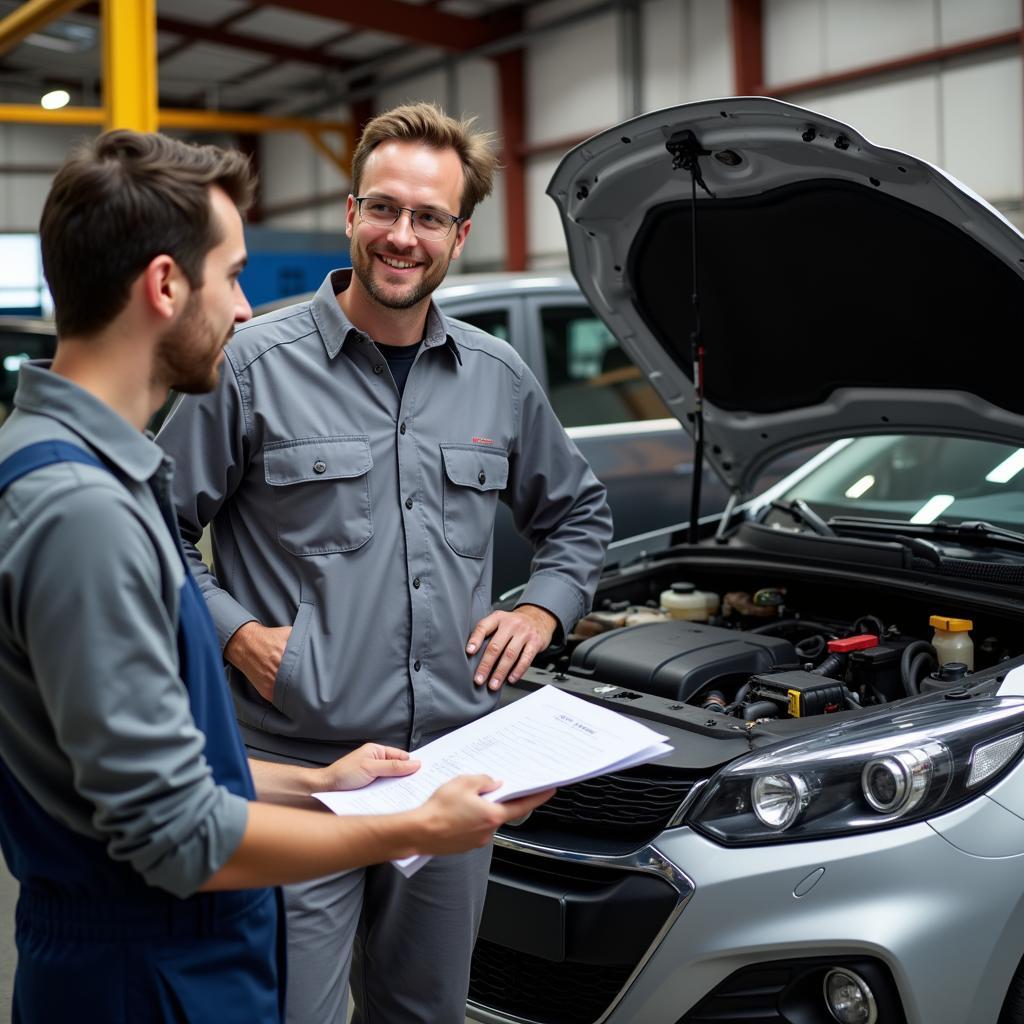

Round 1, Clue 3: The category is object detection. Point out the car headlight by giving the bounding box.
[689,696,1024,845]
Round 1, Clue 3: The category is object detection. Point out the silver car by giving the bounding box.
[468,98,1024,1024]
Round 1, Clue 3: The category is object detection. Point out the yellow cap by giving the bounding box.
[929,615,973,632]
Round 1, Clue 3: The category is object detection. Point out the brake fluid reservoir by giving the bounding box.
[929,615,974,671]
[661,582,708,621]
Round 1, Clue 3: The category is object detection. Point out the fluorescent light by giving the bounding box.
[845,474,875,499]
[985,448,1024,484]
[41,90,70,111]
[910,494,955,524]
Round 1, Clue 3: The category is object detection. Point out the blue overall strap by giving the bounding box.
[0,440,106,495]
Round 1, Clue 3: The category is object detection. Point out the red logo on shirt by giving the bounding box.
[472,437,495,445]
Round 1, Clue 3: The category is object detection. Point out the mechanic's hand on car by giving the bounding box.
[413,775,555,854]
[224,620,292,702]
[466,604,558,690]
[318,744,421,791]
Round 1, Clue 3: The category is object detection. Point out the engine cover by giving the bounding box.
[569,620,799,701]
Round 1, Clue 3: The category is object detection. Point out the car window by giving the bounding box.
[453,308,510,343]
[0,326,56,425]
[539,306,670,428]
[783,434,1024,531]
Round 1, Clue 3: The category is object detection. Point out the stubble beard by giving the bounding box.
[351,238,453,311]
[155,293,231,395]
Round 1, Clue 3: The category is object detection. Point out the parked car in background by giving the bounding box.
[259,273,810,595]
[467,97,1024,1024]
[0,317,56,424]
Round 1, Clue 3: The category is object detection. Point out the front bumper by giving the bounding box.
[468,794,1024,1024]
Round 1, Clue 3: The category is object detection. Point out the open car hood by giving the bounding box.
[547,97,1024,496]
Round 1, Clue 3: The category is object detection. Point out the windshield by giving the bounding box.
[780,435,1024,531]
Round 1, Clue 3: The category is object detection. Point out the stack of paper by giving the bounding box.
[313,685,672,876]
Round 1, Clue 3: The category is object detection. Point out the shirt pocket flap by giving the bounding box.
[265,437,373,486]
[440,444,509,492]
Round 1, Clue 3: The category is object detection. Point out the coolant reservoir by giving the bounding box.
[929,615,974,671]
[661,582,709,621]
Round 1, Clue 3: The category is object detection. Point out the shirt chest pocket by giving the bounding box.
[440,443,509,559]
[264,436,373,556]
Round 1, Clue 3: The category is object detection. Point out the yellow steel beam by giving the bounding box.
[303,130,349,177]
[102,0,156,132]
[0,104,104,125]
[0,0,87,58]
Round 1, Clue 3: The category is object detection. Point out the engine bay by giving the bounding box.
[543,556,1023,732]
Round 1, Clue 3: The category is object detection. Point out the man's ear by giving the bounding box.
[345,194,356,241]
[450,217,471,261]
[140,254,186,322]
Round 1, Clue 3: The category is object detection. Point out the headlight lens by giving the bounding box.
[689,696,1024,845]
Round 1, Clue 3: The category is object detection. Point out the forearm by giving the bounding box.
[248,758,326,810]
[200,802,421,890]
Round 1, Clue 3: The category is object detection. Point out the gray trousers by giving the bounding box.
[282,843,493,1024]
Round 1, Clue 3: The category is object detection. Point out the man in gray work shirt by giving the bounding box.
[158,103,613,1023]
[0,129,548,1024]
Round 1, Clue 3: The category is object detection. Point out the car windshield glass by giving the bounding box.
[779,435,1024,532]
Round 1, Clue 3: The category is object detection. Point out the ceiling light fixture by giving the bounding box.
[41,89,70,110]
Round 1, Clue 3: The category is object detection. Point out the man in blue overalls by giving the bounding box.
[0,130,550,1023]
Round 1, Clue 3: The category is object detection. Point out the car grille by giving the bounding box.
[470,937,634,1024]
[518,765,696,839]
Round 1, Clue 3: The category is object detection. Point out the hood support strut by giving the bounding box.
[666,130,715,543]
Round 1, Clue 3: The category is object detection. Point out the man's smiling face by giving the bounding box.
[345,140,471,312]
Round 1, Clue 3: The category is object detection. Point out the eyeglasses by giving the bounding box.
[354,197,465,241]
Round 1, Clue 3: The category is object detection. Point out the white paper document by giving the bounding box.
[313,685,672,876]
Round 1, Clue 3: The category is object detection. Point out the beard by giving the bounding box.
[350,236,453,311]
[154,292,231,395]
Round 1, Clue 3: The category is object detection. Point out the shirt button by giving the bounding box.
[373,364,384,375]
[413,660,422,672]
[313,460,327,474]
[478,471,486,485]
[400,422,407,435]
[405,497,414,510]
[413,577,421,589]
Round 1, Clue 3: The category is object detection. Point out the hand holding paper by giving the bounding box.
[314,685,673,875]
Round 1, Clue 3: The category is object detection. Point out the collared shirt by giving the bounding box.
[158,269,613,761]
[0,363,248,898]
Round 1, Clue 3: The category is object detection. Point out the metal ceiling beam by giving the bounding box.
[0,0,87,58]
[253,0,515,52]
[155,13,352,70]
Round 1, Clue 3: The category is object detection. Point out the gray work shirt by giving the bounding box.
[158,269,613,762]
[0,364,248,898]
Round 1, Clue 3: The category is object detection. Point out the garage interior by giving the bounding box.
[0,0,1022,1018]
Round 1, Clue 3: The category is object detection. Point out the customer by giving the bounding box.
[158,102,613,1023]
[0,129,548,1024]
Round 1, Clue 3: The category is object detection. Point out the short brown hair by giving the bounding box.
[40,130,256,337]
[351,102,498,218]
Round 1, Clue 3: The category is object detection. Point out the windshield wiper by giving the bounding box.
[765,499,837,537]
[829,515,1024,552]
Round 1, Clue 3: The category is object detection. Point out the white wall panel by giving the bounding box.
[376,66,453,119]
[526,153,567,266]
[939,0,1020,45]
[940,53,1023,200]
[824,0,936,71]
[527,11,620,144]
[793,72,942,164]
[644,0,732,110]
[765,0,826,85]
[0,125,87,231]
[261,126,348,232]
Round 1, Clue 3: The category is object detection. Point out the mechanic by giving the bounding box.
[157,102,614,1024]
[0,129,550,1024]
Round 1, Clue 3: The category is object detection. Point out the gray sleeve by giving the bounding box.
[157,358,258,649]
[506,364,614,638]
[22,484,248,898]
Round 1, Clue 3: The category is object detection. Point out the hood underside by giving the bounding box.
[547,97,1024,494]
